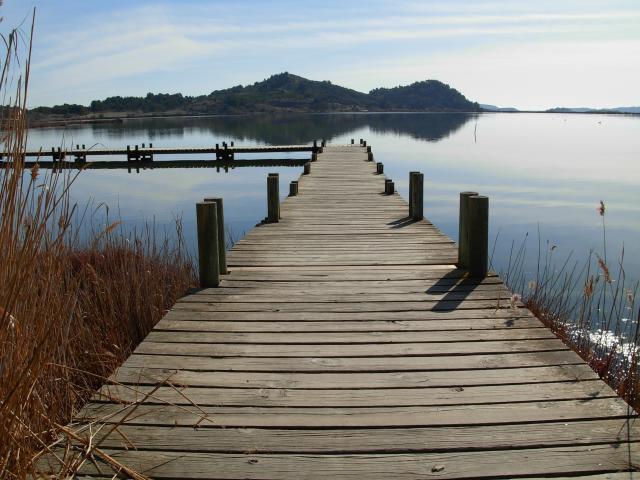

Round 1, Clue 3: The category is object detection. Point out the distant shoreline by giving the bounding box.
[28,109,639,129]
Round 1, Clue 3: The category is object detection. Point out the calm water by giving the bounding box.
[27,113,640,284]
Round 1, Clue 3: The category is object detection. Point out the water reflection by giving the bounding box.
[78,112,474,145]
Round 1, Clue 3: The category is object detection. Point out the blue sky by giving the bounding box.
[2,0,639,110]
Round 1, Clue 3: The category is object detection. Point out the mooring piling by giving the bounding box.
[409,172,424,220]
[267,173,280,223]
[203,197,228,275]
[458,191,480,271]
[196,201,220,287]
[385,179,395,195]
[289,180,299,197]
[466,195,489,277]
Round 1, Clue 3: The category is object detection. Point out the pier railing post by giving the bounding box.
[410,172,424,220]
[196,201,220,288]
[385,179,395,195]
[289,180,298,197]
[303,162,311,175]
[267,173,280,223]
[408,171,418,217]
[467,195,489,277]
[376,162,384,174]
[203,197,228,275]
[458,191,479,270]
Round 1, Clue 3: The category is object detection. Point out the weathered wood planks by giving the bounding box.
[44,145,638,479]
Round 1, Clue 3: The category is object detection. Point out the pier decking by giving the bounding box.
[48,146,637,478]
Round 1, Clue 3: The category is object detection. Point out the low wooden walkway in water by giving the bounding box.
[51,146,637,478]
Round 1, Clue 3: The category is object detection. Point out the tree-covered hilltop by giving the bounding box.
[369,80,479,111]
[30,73,480,119]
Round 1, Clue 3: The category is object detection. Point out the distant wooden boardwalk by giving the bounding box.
[47,146,637,478]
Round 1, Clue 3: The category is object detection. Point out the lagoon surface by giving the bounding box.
[27,112,640,283]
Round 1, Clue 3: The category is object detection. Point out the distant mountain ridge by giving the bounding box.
[30,73,480,119]
[546,106,640,114]
[479,103,519,112]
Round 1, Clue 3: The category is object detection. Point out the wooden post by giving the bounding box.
[351,139,355,145]
[410,172,424,220]
[313,140,318,150]
[303,162,311,175]
[467,195,489,277]
[367,151,374,162]
[363,140,367,147]
[82,144,85,149]
[289,180,298,197]
[149,143,153,148]
[376,162,383,174]
[321,139,326,147]
[366,146,371,153]
[196,202,220,288]
[458,191,479,270]
[385,179,394,195]
[267,173,280,223]
[203,197,228,275]
[311,152,318,162]
[230,141,234,147]
[359,139,363,145]
[408,171,418,217]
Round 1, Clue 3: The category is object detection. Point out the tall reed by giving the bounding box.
[501,207,639,410]
[0,18,196,477]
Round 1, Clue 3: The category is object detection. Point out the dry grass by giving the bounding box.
[0,18,196,478]
[501,214,639,410]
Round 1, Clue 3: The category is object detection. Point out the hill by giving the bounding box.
[546,106,640,114]
[30,73,480,121]
[370,80,478,111]
[480,103,519,112]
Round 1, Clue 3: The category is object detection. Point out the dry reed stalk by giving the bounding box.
[0,14,197,478]
[500,206,640,411]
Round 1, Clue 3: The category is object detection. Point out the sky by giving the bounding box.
[1,0,639,110]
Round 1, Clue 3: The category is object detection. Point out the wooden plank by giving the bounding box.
[111,364,598,388]
[96,380,615,407]
[153,317,544,332]
[80,399,633,430]
[178,289,515,304]
[170,300,520,312]
[122,350,586,372]
[47,445,640,479]
[143,328,554,344]
[71,419,640,454]
[133,338,570,357]
[161,307,535,322]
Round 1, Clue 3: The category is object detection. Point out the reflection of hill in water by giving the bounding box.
[93,113,474,145]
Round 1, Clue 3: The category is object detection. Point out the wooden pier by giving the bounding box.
[2,143,318,172]
[42,145,637,478]
[18,143,318,161]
